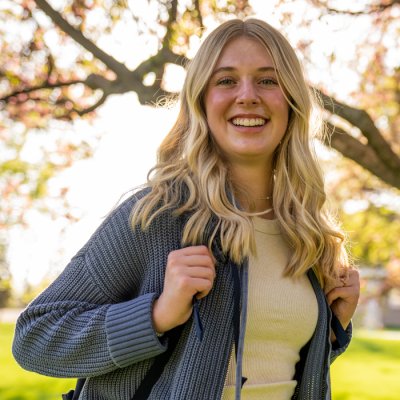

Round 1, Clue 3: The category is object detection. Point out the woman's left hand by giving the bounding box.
[326,268,361,330]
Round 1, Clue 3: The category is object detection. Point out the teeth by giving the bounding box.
[232,117,266,127]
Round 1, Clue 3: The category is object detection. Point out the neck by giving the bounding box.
[230,163,274,218]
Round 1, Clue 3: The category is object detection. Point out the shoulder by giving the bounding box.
[109,187,152,217]
[73,188,151,259]
[94,187,152,232]
[83,187,184,253]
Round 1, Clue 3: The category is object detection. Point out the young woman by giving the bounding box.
[13,18,360,400]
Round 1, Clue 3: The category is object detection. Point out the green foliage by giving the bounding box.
[0,159,29,175]
[0,280,12,308]
[1,0,399,231]
[341,206,400,267]
[0,240,12,307]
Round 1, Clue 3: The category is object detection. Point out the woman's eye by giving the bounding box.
[260,78,278,86]
[216,77,235,86]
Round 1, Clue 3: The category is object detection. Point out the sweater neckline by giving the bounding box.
[253,217,281,235]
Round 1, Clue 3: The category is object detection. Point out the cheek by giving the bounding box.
[205,90,228,118]
[269,92,289,111]
[269,94,290,126]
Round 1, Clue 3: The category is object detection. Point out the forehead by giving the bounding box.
[213,36,274,70]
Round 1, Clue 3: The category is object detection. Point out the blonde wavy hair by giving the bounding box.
[131,18,349,286]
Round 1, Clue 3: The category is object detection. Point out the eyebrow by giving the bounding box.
[211,66,277,76]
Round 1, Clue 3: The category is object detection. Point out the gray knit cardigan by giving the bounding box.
[12,189,351,400]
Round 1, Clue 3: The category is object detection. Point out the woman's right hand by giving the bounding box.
[152,245,216,334]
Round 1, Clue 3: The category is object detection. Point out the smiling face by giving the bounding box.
[204,36,290,169]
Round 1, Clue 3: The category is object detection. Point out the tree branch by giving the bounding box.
[318,90,400,171]
[31,0,187,108]
[323,122,400,189]
[309,0,400,15]
[0,73,128,112]
[158,1,191,70]
[127,0,188,100]
[193,0,204,28]
[0,79,85,103]
[33,0,131,77]
[135,84,176,105]
[163,0,179,46]
[74,93,108,116]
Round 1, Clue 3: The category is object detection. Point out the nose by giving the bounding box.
[236,81,260,105]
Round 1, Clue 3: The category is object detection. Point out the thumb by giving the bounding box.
[326,287,346,306]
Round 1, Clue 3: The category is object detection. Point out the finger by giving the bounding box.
[181,245,212,256]
[182,266,216,280]
[334,269,360,289]
[347,269,360,286]
[326,286,357,305]
[167,257,215,279]
[196,288,213,300]
[189,277,214,299]
[326,288,341,306]
[336,266,359,286]
[168,247,214,267]
[183,254,215,269]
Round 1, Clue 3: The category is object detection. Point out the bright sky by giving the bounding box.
[8,96,179,291]
[6,0,396,292]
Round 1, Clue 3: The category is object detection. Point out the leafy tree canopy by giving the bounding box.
[341,205,400,267]
[0,0,399,227]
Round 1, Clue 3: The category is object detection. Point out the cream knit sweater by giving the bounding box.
[222,217,318,399]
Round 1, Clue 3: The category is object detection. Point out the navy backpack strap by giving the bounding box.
[62,378,86,400]
[230,261,241,360]
[229,261,247,387]
[131,323,185,400]
[331,312,348,349]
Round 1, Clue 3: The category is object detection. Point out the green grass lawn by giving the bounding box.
[331,330,400,400]
[2,322,400,399]
[0,323,75,400]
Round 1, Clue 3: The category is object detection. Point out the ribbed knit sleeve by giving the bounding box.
[330,322,352,364]
[12,192,168,378]
[106,293,165,368]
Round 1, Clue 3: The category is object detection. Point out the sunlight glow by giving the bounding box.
[5,0,399,290]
